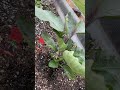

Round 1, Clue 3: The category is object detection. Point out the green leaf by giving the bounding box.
[52,29,64,38]
[74,47,85,63]
[49,60,59,68]
[57,35,67,51]
[16,16,34,48]
[63,65,76,80]
[63,50,85,77]
[35,6,64,32]
[66,39,74,50]
[41,33,56,50]
[73,0,85,15]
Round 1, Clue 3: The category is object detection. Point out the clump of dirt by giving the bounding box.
[35,2,85,90]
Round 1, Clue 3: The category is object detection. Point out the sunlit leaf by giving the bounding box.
[63,50,85,77]
[35,6,64,32]
[57,35,67,51]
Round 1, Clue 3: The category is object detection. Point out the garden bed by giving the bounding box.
[35,1,85,90]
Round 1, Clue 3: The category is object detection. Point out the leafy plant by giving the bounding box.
[35,6,64,32]
[35,6,85,79]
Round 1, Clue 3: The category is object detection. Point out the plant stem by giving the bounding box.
[65,25,77,44]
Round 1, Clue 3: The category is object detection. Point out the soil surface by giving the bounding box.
[35,2,85,90]
[0,0,34,89]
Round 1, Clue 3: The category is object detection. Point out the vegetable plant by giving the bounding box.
[35,6,85,79]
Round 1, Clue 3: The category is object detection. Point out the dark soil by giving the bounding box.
[0,0,34,89]
[35,2,85,90]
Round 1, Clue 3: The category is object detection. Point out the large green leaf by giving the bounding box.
[63,50,85,77]
[41,33,56,51]
[35,6,64,32]
[49,60,59,68]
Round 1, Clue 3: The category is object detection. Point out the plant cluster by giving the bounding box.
[35,5,85,79]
